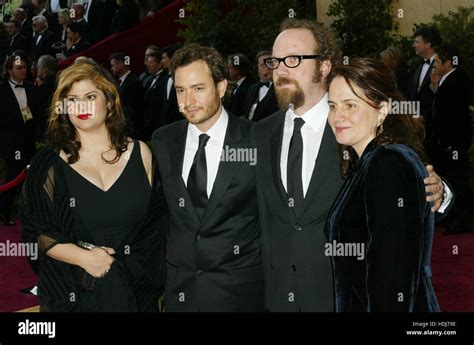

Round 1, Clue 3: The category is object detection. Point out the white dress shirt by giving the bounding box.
[418,54,435,88]
[118,70,131,87]
[166,73,173,100]
[182,108,229,198]
[8,79,27,111]
[280,94,329,197]
[148,69,163,90]
[50,0,60,13]
[258,82,271,102]
[248,81,271,120]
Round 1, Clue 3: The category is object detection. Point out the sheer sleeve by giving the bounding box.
[20,149,66,273]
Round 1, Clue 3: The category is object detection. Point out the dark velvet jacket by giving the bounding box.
[20,146,168,312]
[326,141,440,312]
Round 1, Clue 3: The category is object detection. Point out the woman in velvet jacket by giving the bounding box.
[326,58,440,312]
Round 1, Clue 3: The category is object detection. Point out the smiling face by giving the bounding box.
[328,76,387,157]
[174,60,227,131]
[65,79,109,133]
[272,28,330,114]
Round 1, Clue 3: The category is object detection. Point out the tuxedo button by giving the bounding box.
[196,235,201,240]
[197,270,203,276]
[291,265,297,272]
[294,225,302,231]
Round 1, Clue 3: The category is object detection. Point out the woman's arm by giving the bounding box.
[364,150,424,312]
[46,244,116,278]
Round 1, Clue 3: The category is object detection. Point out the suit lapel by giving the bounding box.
[300,121,338,220]
[169,121,200,224]
[269,111,296,224]
[420,62,433,90]
[199,115,242,226]
[4,82,23,116]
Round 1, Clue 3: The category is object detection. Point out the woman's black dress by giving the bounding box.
[61,141,151,311]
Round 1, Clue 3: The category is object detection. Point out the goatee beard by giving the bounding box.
[275,77,305,111]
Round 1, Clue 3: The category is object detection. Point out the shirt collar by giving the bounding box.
[119,70,131,83]
[235,76,246,87]
[439,68,456,86]
[9,79,23,87]
[188,107,229,147]
[285,93,329,132]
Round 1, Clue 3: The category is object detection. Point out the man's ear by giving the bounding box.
[320,59,332,81]
[217,79,228,98]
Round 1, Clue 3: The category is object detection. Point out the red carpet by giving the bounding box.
[431,228,474,311]
[0,221,472,311]
[0,220,39,312]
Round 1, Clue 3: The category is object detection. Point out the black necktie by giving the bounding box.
[424,59,431,65]
[187,134,210,218]
[287,118,305,216]
[259,81,270,88]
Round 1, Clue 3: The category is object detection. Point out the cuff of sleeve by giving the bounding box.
[438,181,453,213]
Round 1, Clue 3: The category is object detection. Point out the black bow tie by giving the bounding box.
[259,81,270,88]
[10,80,24,88]
[424,59,431,65]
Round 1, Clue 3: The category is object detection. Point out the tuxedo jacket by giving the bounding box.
[162,74,182,125]
[225,76,253,117]
[251,111,344,311]
[151,114,264,312]
[143,71,168,137]
[64,38,91,57]
[243,82,279,122]
[408,59,435,122]
[20,20,33,44]
[31,29,57,60]
[36,74,56,140]
[432,68,472,151]
[8,33,30,56]
[119,72,144,137]
[0,80,38,160]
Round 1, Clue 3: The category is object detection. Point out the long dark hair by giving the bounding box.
[47,60,129,164]
[327,58,426,177]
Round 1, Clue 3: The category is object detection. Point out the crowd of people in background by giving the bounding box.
[0,5,471,236]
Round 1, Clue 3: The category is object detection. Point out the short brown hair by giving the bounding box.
[170,43,228,84]
[280,18,340,66]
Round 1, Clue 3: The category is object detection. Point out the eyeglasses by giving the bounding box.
[264,55,322,70]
